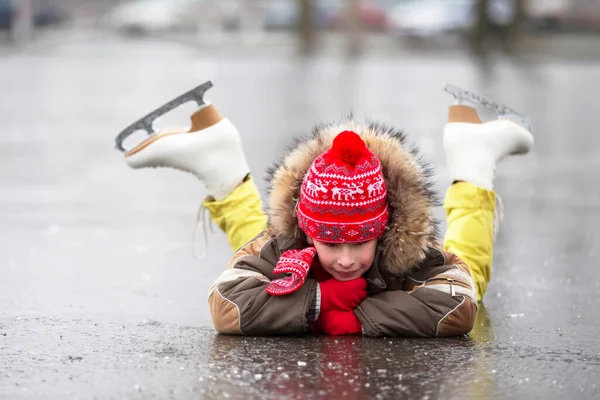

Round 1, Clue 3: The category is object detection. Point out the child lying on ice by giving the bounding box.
[120,84,533,336]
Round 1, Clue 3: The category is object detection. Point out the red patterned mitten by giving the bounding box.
[265,247,317,296]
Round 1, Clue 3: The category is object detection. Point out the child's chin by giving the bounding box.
[333,272,359,281]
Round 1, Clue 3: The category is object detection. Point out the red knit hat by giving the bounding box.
[297,130,389,243]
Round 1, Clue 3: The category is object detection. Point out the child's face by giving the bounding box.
[307,237,377,281]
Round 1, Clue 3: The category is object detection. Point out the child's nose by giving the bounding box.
[338,248,354,269]
[339,258,353,268]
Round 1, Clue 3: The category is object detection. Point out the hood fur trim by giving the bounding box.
[265,117,439,275]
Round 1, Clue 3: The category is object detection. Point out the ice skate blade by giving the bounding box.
[123,105,223,158]
[443,83,532,132]
[115,81,213,152]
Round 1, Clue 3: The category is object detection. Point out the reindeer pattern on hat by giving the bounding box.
[301,166,388,206]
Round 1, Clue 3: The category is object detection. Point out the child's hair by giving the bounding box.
[297,130,389,244]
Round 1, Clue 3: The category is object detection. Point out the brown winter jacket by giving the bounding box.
[208,120,478,337]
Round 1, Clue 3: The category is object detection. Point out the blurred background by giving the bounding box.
[2,0,600,57]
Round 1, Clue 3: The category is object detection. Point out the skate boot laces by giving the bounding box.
[192,202,214,261]
[493,194,504,240]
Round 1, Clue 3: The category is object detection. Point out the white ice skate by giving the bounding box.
[442,84,534,190]
[115,81,250,201]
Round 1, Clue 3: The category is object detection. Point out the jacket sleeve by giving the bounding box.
[355,249,477,338]
[208,232,318,335]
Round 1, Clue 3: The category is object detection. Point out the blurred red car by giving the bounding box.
[325,0,388,31]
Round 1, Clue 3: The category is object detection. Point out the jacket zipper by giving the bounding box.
[448,278,455,296]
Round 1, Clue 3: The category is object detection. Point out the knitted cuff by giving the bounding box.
[307,284,321,325]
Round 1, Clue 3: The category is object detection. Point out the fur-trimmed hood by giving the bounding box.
[265,118,440,276]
